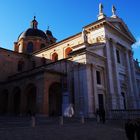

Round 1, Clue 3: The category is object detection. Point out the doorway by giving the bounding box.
[98,94,104,109]
[49,83,62,116]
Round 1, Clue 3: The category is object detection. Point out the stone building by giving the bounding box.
[0,4,140,118]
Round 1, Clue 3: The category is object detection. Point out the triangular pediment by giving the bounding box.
[107,18,136,43]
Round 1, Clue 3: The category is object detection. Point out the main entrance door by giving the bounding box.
[49,83,62,116]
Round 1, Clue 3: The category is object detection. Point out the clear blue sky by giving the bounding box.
[0,0,140,60]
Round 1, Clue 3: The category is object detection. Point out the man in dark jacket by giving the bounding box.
[99,108,105,123]
[135,118,140,140]
[125,119,136,140]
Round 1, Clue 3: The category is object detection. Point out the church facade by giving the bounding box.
[0,4,140,118]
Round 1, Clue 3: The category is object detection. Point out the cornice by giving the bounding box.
[0,47,29,57]
[33,33,81,54]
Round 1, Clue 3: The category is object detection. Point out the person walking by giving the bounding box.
[125,119,136,140]
[96,108,100,123]
[135,118,140,140]
[99,107,106,123]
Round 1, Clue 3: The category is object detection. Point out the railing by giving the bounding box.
[109,109,140,120]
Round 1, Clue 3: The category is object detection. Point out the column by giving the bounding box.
[105,38,115,109]
[126,50,133,95]
[112,41,121,109]
[128,51,138,108]
[73,64,81,116]
[86,64,95,117]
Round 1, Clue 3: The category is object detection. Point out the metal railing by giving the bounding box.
[109,109,140,119]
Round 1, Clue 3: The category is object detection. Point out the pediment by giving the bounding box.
[107,18,136,43]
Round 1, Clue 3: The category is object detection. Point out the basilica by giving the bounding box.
[0,4,140,118]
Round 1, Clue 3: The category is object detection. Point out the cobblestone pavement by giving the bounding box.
[0,118,127,140]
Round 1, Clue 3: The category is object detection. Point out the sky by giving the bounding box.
[0,0,140,61]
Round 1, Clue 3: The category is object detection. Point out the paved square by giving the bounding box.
[0,118,127,140]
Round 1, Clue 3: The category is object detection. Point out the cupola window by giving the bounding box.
[27,42,34,53]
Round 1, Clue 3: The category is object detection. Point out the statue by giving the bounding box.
[99,3,103,14]
[64,104,74,117]
[98,3,106,20]
[112,5,117,16]
[82,28,88,43]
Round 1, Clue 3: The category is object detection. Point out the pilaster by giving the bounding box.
[105,37,115,109]
[126,50,134,97]
[112,41,121,109]
[129,51,138,108]
[86,64,96,117]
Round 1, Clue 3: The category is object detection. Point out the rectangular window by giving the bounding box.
[121,51,125,66]
[96,71,101,85]
[116,50,120,63]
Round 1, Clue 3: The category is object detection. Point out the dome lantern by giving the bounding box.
[31,16,38,29]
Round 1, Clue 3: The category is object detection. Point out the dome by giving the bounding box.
[18,16,47,41]
[14,17,57,53]
[18,28,47,41]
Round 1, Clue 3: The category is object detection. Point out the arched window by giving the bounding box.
[27,42,34,53]
[65,47,72,58]
[52,53,58,62]
[17,60,24,72]
[18,44,23,53]
[40,44,46,49]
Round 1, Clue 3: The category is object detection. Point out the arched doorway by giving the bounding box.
[13,87,21,115]
[0,90,8,115]
[26,84,36,115]
[49,83,62,116]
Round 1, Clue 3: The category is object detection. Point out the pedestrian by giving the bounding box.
[96,108,100,123]
[135,118,140,140]
[125,119,136,140]
[101,108,105,123]
[99,107,106,123]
